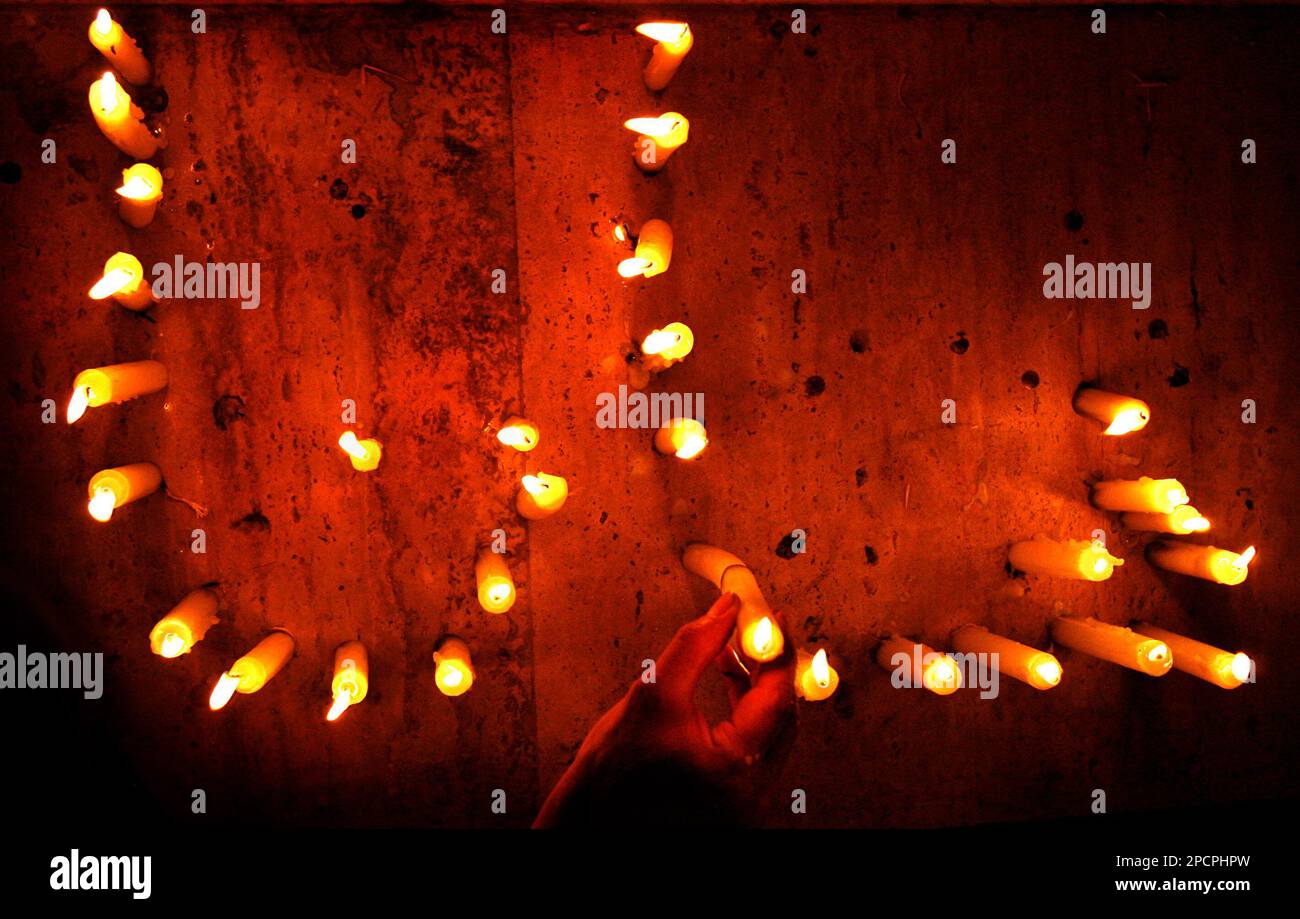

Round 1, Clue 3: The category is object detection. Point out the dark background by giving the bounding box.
[1,2,1297,832]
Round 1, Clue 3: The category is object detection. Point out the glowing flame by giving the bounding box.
[1166,486,1189,508]
[1034,659,1062,687]
[159,632,187,659]
[439,665,465,691]
[497,426,534,448]
[87,487,117,522]
[116,174,157,200]
[1233,546,1256,570]
[1103,407,1149,436]
[66,386,92,424]
[1092,557,1110,575]
[1173,505,1211,533]
[94,9,113,36]
[618,257,653,278]
[924,656,961,692]
[624,116,678,137]
[1146,642,1170,664]
[751,617,775,656]
[641,329,682,355]
[326,690,352,722]
[488,582,513,605]
[208,672,241,710]
[338,431,367,460]
[811,649,831,689]
[89,266,135,300]
[1230,653,1253,683]
[636,22,690,45]
[522,475,548,496]
[99,71,119,111]
[675,431,707,460]
[612,224,628,242]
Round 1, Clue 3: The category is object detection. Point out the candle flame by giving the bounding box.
[488,582,513,605]
[89,266,135,299]
[752,617,775,655]
[811,649,831,689]
[438,664,466,692]
[338,431,367,460]
[636,22,690,45]
[624,116,678,137]
[94,9,113,36]
[99,71,119,111]
[612,224,628,242]
[1229,653,1253,683]
[641,330,682,355]
[1103,407,1149,436]
[522,474,548,495]
[923,655,961,693]
[326,690,352,722]
[116,174,157,200]
[159,632,187,659]
[208,672,241,711]
[66,386,92,424]
[618,256,654,278]
[87,486,117,522]
[1166,486,1189,508]
[1146,642,1170,663]
[1233,546,1256,569]
[497,426,534,448]
[1173,505,1211,533]
[1033,659,1062,687]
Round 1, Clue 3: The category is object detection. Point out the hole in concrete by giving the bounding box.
[1021,370,1040,388]
[1065,209,1085,232]
[864,545,879,565]
[329,178,349,200]
[775,534,798,559]
[1168,364,1190,387]
[351,204,367,219]
[849,330,869,353]
[855,467,867,487]
[0,162,20,184]
[212,394,246,430]
[805,375,826,396]
[1148,319,1169,339]
[950,333,969,355]
[232,510,271,532]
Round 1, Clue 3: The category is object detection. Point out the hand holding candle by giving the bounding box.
[89,252,154,311]
[682,543,785,663]
[87,462,161,522]
[875,636,962,695]
[1009,537,1123,581]
[654,417,708,459]
[149,588,219,658]
[209,630,295,710]
[1090,476,1189,514]
[618,219,673,279]
[433,636,474,697]
[635,22,693,90]
[1133,623,1253,689]
[88,72,159,158]
[66,360,167,424]
[517,473,568,520]
[951,625,1061,690]
[1073,386,1151,435]
[88,8,152,85]
[1050,616,1171,676]
[338,431,382,472]
[1146,541,1255,586]
[475,548,516,614]
[327,641,369,721]
[626,113,690,173]
[116,163,163,227]
[794,648,840,701]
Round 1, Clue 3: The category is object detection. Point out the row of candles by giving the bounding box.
[75,13,1255,718]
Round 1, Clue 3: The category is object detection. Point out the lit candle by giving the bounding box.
[88,8,152,85]
[516,473,568,520]
[327,640,369,721]
[681,543,785,663]
[1072,387,1151,435]
[1050,616,1171,676]
[617,219,673,279]
[496,416,539,452]
[794,648,840,701]
[433,636,474,697]
[116,163,163,228]
[87,462,161,522]
[654,417,708,459]
[1090,476,1189,514]
[1146,541,1255,586]
[338,431,382,472]
[1133,623,1253,690]
[625,113,690,173]
[148,588,219,659]
[1120,505,1210,535]
[208,630,295,710]
[475,548,516,614]
[1009,537,1123,581]
[88,72,159,159]
[635,21,693,90]
[66,360,167,424]
[640,322,694,372]
[951,625,1061,691]
[88,251,154,311]
[875,636,962,695]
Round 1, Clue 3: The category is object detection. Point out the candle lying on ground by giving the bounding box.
[327,641,369,721]
[1133,623,1253,689]
[1050,616,1171,676]
[517,473,568,519]
[338,431,382,472]
[618,219,673,279]
[116,163,163,227]
[1146,541,1255,586]
[636,22,693,90]
[87,462,161,522]
[1121,505,1210,535]
[654,417,708,459]
[497,417,539,452]
[1073,387,1151,435]
[475,549,516,614]
[89,252,154,311]
[88,72,158,159]
[88,8,152,85]
[794,648,840,701]
[640,322,694,372]
[951,625,1061,690]
[876,636,962,695]
[1009,537,1123,581]
[66,360,167,424]
[149,588,219,658]
[682,543,785,663]
[209,630,295,710]
[626,113,690,173]
[433,637,474,697]
[1091,477,1189,514]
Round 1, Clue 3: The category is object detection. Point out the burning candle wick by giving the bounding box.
[159,632,186,659]
[87,486,117,522]
[209,672,241,711]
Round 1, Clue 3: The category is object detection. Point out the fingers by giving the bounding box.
[727,611,797,756]
[653,592,741,705]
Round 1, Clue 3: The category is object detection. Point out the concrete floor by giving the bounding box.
[1,4,1297,828]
